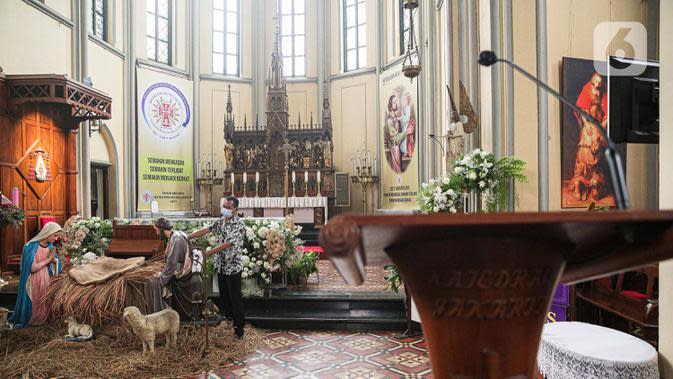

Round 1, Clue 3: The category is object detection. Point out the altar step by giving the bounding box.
[297,223,321,246]
[212,289,407,331]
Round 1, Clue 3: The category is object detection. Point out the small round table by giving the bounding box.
[537,322,659,379]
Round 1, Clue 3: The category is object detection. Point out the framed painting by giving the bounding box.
[561,57,627,209]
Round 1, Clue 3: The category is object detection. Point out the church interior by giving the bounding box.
[0,0,672,377]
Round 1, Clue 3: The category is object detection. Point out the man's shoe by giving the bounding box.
[234,326,244,339]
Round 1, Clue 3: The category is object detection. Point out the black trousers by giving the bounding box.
[217,271,244,329]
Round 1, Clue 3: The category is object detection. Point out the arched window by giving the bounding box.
[279,0,306,77]
[343,0,366,72]
[146,0,172,65]
[92,0,107,41]
[213,0,240,76]
[399,0,411,55]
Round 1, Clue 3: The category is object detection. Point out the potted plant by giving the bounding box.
[288,250,319,286]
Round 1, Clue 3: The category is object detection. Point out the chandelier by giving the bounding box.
[401,0,421,80]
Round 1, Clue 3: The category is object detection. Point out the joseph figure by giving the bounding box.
[153,218,201,321]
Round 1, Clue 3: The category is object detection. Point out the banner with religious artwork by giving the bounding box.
[379,62,420,210]
[136,67,194,211]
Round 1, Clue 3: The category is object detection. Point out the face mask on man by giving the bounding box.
[221,208,233,218]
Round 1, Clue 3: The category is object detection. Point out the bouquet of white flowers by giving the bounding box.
[419,177,463,214]
[420,148,527,213]
[62,216,113,265]
[241,216,304,284]
[451,148,497,192]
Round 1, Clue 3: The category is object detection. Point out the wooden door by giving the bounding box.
[0,101,78,271]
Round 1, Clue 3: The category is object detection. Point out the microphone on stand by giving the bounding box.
[478,51,630,210]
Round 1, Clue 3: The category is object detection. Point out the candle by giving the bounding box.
[11,187,19,206]
[255,171,260,183]
[243,172,247,183]
[292,171,296,182]
[317,170,321,182]
[304,171,308,182]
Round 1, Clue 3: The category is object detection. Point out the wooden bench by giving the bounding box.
[104,221,164,259]
[576,264,658,345]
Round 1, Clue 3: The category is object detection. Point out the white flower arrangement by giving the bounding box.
[62,216,113,265]
[61,215,306,285]
[241,215,304,285]
[452,148,498,193]
[419,178,463,214]
[419,148,527,213]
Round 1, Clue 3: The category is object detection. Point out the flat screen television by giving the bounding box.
[608,56,659,144]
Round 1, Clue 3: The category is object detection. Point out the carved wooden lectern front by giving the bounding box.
[320,211,673,379]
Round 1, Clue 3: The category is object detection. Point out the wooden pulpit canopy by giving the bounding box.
[320,210,673,379]
[6,74,112,122]
[0,72,112,272]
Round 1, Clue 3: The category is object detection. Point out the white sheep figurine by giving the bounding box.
[123,306,180,355]
[64,316,93,339]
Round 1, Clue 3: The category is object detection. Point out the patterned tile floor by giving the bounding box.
[197,330,432,378]
[287,261,399,292]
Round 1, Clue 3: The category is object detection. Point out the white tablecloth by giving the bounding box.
[537,322,659,379]
[227,196,327,209]
[221,196,328,222]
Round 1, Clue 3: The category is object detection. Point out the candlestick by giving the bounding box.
[351,148,379,213]
[11,187,19,206]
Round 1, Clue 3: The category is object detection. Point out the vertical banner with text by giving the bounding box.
[136,68,194,211]
[379,62,419,210]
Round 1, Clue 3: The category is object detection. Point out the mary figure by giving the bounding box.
[9,222,63,328]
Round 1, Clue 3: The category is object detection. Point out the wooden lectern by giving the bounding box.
[320,211,673,379]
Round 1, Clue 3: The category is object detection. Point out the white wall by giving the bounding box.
[0,1,73,76]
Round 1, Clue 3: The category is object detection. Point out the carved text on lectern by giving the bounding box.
[429,268,555,320]
[429,268,555,290]
[433,296,549,320]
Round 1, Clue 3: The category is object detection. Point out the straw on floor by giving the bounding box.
[0,321,264,378]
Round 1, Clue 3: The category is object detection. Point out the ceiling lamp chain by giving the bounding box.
[402,0,421,81]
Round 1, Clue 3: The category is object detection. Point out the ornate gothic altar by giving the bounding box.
[217,28,335,223]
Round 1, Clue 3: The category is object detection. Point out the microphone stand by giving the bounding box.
[479,51,630,209]
[428,134,446,157]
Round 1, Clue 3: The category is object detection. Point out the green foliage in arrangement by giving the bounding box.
[383,264,404,293]
[0,204,25,228]
[287,250,319,285]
